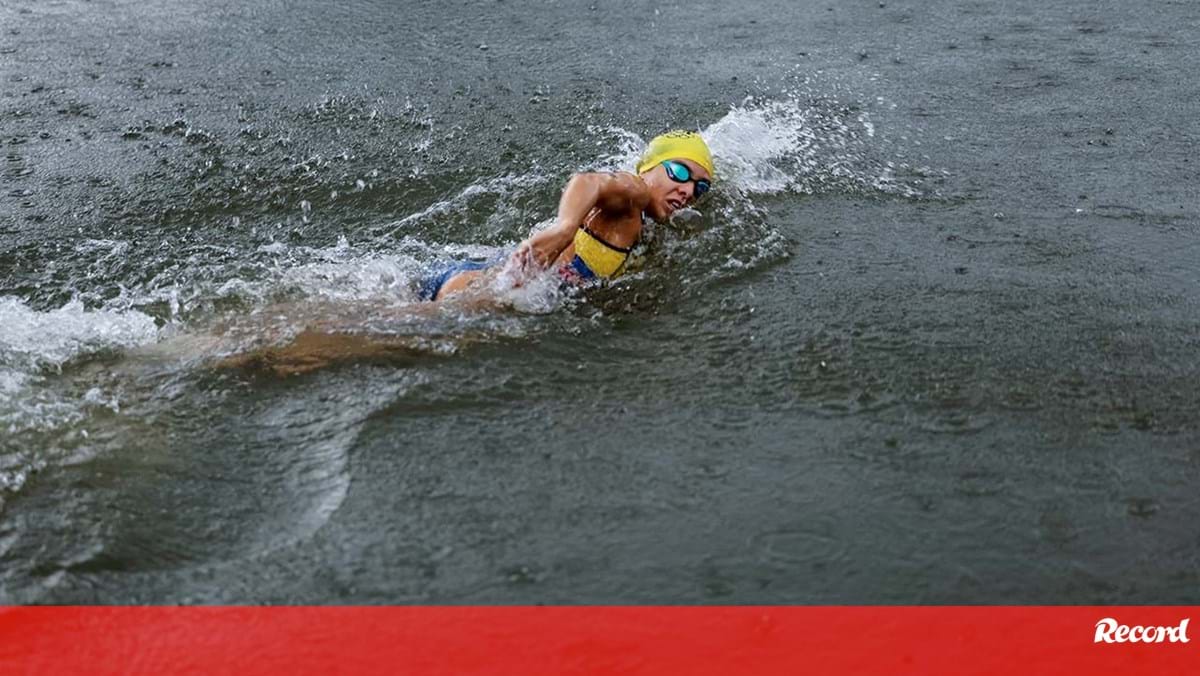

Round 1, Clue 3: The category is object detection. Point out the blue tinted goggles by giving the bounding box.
[661,160,711,199]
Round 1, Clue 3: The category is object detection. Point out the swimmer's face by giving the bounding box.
[642,158,712,223]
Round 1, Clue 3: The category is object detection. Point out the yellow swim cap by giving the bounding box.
[635,130,716,179]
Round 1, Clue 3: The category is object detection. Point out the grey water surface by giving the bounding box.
[1,0,1198,603]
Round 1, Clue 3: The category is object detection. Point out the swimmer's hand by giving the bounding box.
[499,243,541,287]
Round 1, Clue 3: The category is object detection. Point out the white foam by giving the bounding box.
[0,297,160,373]
[703,96,910,197]
[277,248,427,303]
[705,100,802,194]
[0,297,158,435]
[487,256,569,315]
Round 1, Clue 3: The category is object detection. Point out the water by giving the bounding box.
[1,0,1198,603]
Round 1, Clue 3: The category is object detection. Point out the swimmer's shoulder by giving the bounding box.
[595,170,650,215]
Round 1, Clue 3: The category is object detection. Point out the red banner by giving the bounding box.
[1,606,1195,675]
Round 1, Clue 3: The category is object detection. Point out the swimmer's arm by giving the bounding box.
[516,173,648,268]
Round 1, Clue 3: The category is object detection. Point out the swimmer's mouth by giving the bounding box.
[666,198,684,212]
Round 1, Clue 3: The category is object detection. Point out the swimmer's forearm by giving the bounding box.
[519,174,600,267]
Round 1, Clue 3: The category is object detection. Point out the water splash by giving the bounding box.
[0,297,159,382]
[0,297,159,505]
[0,88,927,448]
[708,96,917,197]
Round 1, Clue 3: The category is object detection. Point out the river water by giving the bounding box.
[1,0,1198,603]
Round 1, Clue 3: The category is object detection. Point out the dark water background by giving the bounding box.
[2,0,1198,603]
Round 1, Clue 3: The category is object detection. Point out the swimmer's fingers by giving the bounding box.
[512,244,541,273]
[498,246,534,287]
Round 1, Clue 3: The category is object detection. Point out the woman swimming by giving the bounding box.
[214,131,716,375]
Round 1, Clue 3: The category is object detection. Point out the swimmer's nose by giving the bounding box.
[681,182,697,203]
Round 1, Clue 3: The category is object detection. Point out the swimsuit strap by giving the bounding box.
[580,223,634,255]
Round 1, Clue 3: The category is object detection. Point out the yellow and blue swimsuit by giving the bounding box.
[565,224,633,280]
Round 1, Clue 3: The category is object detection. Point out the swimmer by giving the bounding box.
[419,130,716,301]
[212,131,715,375]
